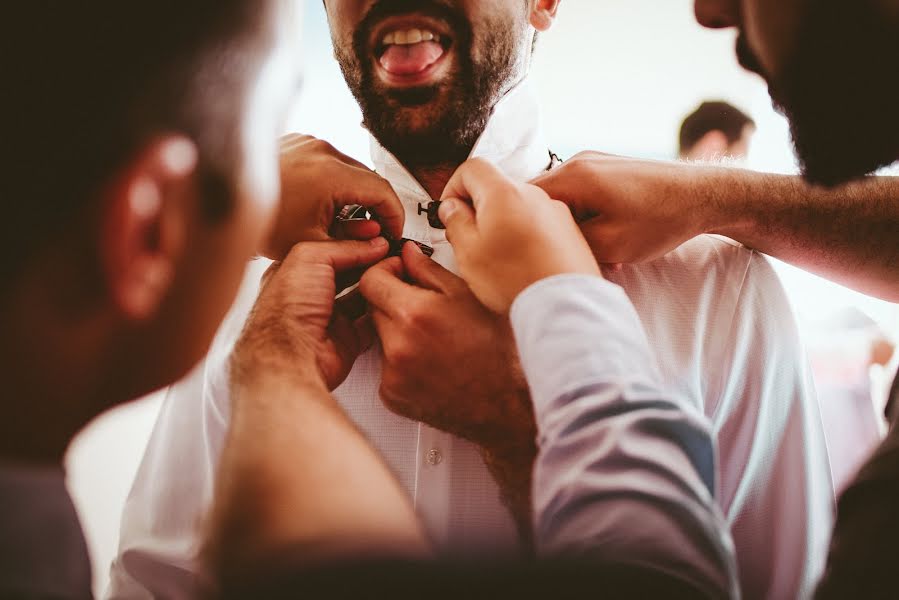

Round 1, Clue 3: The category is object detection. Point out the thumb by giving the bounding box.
[439,198,478,255]
[286,238,390,273]
[401,241,463,294]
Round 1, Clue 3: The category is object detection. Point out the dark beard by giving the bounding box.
[741,1,899,187]
[333,0,520,170]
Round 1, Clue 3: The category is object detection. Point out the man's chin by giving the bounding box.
[384,85,442,107]
[774,83,899,186]
[791,119,897,187]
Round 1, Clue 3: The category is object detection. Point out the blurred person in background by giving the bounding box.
[886,371,899,424]
[114,1,832,598]
[804,309,893,493]
[678,101,756,161]
[519,0,899,595]
[0,1,427,597]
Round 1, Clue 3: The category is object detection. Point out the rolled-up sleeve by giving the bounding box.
[511,274,739,598]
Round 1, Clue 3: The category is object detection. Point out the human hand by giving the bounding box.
[359,244,536,454]
[231,238,390,392]
[530,151,718,264]
[361,243,539,540]
[438,158,600,314]
[261,134,404,260]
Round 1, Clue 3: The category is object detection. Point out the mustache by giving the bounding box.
[355,0,470,38]
[735,34,765,77]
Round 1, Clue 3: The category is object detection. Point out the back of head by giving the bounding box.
[0,1,274,288]
[678,101,755,159]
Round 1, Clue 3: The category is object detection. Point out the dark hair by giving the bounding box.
[678,101,755,156]
[0,1,276,285]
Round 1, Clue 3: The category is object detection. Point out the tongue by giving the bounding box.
[379,41,444,75]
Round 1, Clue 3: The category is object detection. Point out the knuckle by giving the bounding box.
[385,339,416,367]
[568,157,596,180]
[571,150,602,162]
[399,305,425,331]
[380,383,418,420]
[358,268,382,294]
[379,381,403,410]
[286,242,317,264]
[308,138,335,153]
[466,157,490,170]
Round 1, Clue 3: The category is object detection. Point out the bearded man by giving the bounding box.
[109,2,833,598]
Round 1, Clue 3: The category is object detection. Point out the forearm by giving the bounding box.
[205,373,428,586]
[705,169,899,301]
[511,275,738,598]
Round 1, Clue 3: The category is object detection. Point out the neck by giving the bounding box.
[0,388,83,465]
[0,335,104,465]
[410,163,461,200]
[0,266,123,466]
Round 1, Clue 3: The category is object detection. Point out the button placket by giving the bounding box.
[415,426,452,544]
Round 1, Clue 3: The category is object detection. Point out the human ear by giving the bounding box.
[530,0,561,32]
[100,137,198,320]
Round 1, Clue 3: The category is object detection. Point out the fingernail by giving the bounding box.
[438,199,457,220]
[371,237,388,248]
[406,240,423,254]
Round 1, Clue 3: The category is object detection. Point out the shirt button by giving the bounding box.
[426,448,443,466]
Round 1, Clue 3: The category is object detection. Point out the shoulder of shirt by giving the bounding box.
[688,233,752,253]
[640,233,764,271]
[672,234,786,292]
[672,234,780,273]
[614,233,789,318]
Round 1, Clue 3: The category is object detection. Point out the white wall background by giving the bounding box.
[66,1,899,596]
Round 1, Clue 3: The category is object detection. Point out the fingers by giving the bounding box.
[280,133,405,240]
[286,238,390,274]
[438,199,478,253]
[440,158,518,212]
[353,313,377,353]
[400,242,465,294]
[327,312,375,373]
[359,257,419,318]
[333,219,382,241]
[336,174,405,240]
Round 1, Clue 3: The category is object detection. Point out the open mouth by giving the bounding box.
[372,16,455,87]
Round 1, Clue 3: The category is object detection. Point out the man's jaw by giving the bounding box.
[371,14,456,89]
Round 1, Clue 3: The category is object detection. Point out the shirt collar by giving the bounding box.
[368,77,550,243]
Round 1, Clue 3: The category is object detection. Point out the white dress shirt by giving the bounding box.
[513,274,739,598]
[107,79,834,600]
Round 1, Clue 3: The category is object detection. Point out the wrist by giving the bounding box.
[231,354,327,400]
[230,367,331,418]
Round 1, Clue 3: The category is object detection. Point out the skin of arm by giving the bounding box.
[531,152,899,302]
[203,239,429,590]
[710,170,899,302]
